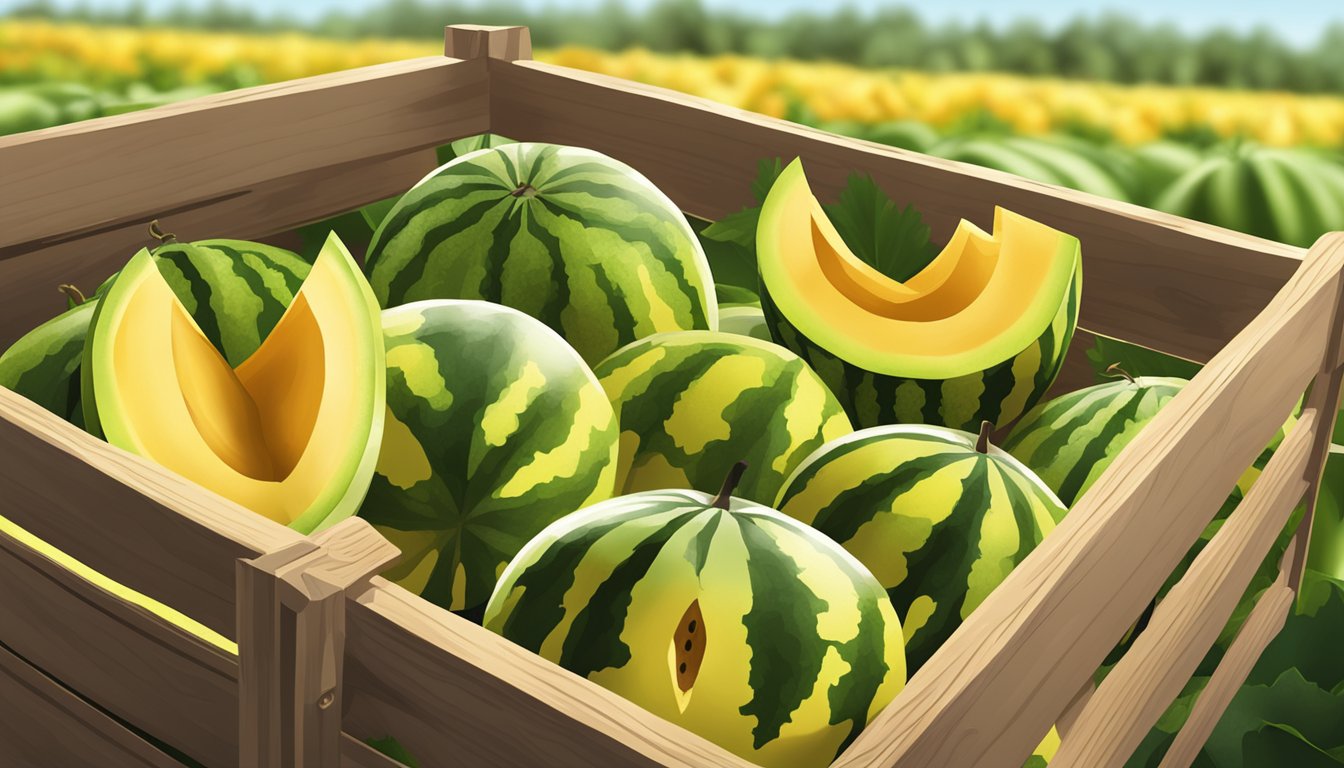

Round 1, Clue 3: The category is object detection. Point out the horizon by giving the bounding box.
[2,0,1340,49]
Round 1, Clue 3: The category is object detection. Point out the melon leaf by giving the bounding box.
[821,173,938,283]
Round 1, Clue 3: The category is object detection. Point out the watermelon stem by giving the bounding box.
[1104,363,1136,384]
[975,420,992,454]
[510,183,539,199]
[711,461,749,510]
[57,284,87,306]
[147,219,177,244]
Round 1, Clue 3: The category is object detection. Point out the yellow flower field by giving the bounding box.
[3,19,1344,147]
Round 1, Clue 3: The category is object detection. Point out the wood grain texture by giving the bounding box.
[0,148,439,349]
[0,510,240,766]
[0,387,303,639]
[830,230,1344,768]
[0,57,486,261]
[1050,409,1316,767]
[342,579,753,768]
[0,641,180,767]
[238,520,399,768]
[490,59,1304,363]
[445,24,532,60]
[342,736,411,768]
[1156,580,1294,768]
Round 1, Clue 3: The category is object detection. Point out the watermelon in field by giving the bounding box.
[931,135,1133,202]
[359,299,620,613]
[1154,143,1344,247]
[364,142,718,365]
[484,463,905,768]
[0,300,96,426]
[776,422,1063,671]
[595,330,852,504]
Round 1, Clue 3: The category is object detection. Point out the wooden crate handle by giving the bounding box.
[236,518,400,768]
[445,24,532,61]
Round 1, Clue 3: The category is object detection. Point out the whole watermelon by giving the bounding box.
[594,331,852,504]
[358,300,620,613]
[775,423,1063,671]
[0,301,96,426]
[932,134,1133,202]
[484,466,905,768]
[1154,143,1344,248]
[364,142,718,365]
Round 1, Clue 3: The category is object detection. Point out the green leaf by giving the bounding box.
[1084,333,1203,382]
[715,283,760,307]
[435,132,515,166]
[1242,723,1344,766]
[699,206,758,247]
[1205,668,1344,768]
[359,196,399,231]
[751,157,786,203]
[821,173,939,283]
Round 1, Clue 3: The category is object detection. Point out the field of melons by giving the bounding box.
[2,18,1343,768]
[3,20,1344,246]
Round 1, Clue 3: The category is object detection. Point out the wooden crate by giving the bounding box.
[0,23,1340,768]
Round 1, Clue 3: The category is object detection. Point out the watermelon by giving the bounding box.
[931,135,1133,202]
[364,142,718,365]
[717,305,771,341]
[594,330,852,505]
[0,301,96,426]
[775,422,1063,671]
[484,464,906,768]
[358,300,620,613]
[1154,143,1344,248]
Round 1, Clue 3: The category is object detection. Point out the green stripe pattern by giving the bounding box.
[760,263,1080,432]
[358,300,620,613]
[146,239,310,367]
[1003,376,1186,508]
[717,305,772,341]
[776,424,1063,671]
[594,330,853,504]
[484,490,905,768]
[0,301,96,427]
[1155,144,1344,248]
[364,142,718,365]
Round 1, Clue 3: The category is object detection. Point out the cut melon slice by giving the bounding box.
[82,233,385,533]
[758,158,1081,431]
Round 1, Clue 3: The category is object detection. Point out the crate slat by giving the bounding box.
[0,148,438,349]
[830,232,1344,768]
[0,387,302,638]
[1050,406,1318,766]
[0,56,487,262]
[490,59,1304,365]
[342,578,754,768]
[0,641,181,767]
[1156,579,1294,768]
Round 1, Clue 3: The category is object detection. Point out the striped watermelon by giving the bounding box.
[594,331,852,504]
[1003,371,1186,508]
[775,423,1063,671]
[364,142,718,365]
[760,275,1079,432]
[717,305,771,341]
[484,464,905,768]
[1154,143,1344,248]
[0,300,96,426]
[358,300,620,613]
[932,135,1133,202]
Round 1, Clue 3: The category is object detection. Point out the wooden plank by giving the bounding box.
[1157,580,1294,768]
[0,148,439,348]
[238,520,399,768]
[490,59,1305,364]
[342,578,753,768]
[0,641,180,768]
[0,56,486,261]
[829,232,1344,768]
[1049,408,1317,767]
[0,508,240,766]
[0,386,303,639]
[445,24,532,61]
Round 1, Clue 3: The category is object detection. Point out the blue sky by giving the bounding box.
[3,0,1339,47]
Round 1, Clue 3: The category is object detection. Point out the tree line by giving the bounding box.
[10,0,1344,93]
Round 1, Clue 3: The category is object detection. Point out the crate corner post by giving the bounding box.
[444,23,533,61]
[236,518,400,767]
